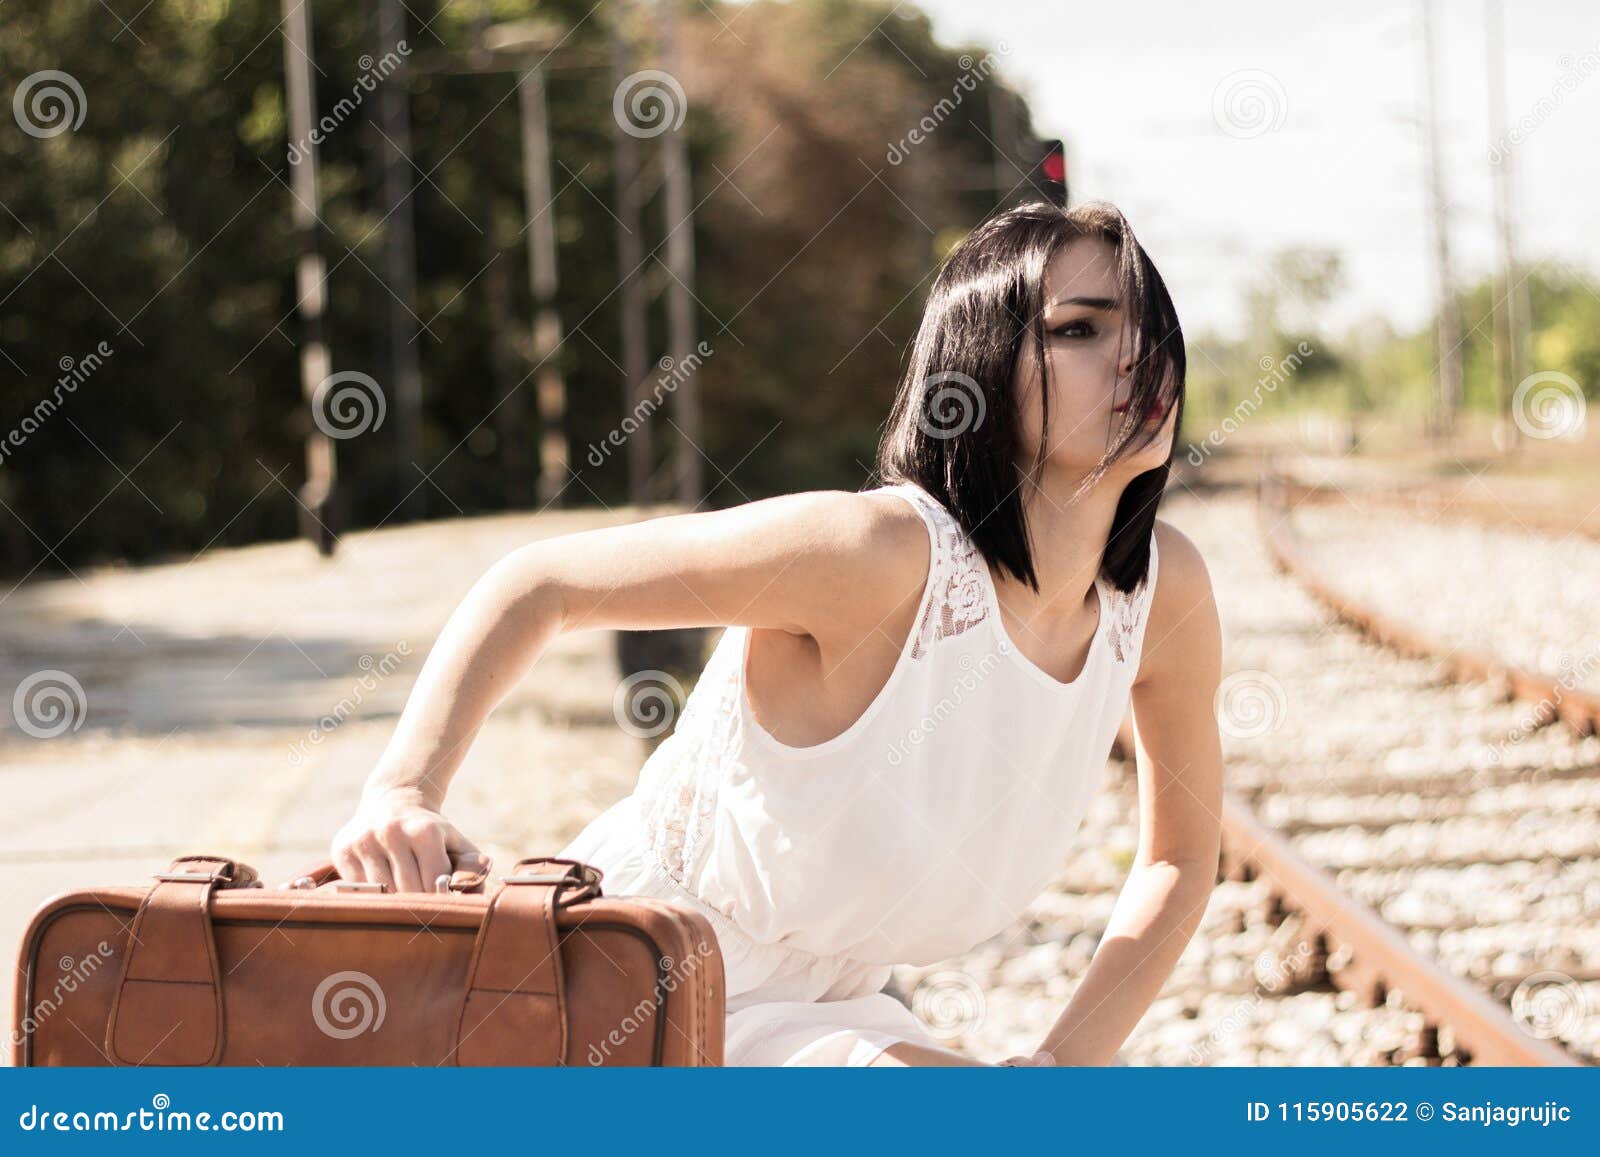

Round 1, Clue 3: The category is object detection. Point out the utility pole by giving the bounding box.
[988,87,1015,211]
[1485,0,1528,454]
[282,0,338,554]
[465,6,532,507]
[610,0,653,506]
[373,0,425,521]
[432,8,578,508]
[899,92,936,275]
[1418,0,1463,441]
[514,61,570,507]
[657,0,702,509]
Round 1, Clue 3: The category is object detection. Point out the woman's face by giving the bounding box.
[1012,235,1177,479]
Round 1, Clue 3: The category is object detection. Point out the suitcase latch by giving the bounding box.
[153,870,227,882]
[504,873,577,885]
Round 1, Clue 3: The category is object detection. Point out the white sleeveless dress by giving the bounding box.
[558,479,1162,1065]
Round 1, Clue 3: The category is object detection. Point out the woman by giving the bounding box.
[330,200,1224,1067]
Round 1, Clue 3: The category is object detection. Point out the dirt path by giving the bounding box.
[1,506,677,1031]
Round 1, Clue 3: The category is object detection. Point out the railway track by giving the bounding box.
[1261,457,1600,545]
[1220,478,1598,1064]
[1258,469,1600,737]
[892,763,1467,1066]
[881,481,1594,1065]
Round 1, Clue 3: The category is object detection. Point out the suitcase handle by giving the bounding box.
[103,853,605,1065]
[281,850,494,894]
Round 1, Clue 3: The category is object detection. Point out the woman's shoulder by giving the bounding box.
[767,486,932,565]
[829,484,936,594]
[753,487,934,644]
[1136,519,1221,686]
[1150,519,1209,594]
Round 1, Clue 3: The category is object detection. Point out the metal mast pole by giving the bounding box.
[282,0,338,553]
[657,0,702,507]
[374,0,425,520]
[1485,0,1527,453]
[517,62,570,507]
[1419,0,1463,441]
[611,0,652,505]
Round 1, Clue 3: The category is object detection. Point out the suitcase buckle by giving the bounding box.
[155,856,261,888]
[503,862,602,903]
[503,873,577,885]
[332,881,390,893]
[153,870,229,883]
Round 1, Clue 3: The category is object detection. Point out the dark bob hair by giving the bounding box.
[874,199,1184,596]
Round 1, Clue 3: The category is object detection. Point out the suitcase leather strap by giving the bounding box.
[453,858,599,1066]
[104,853,602,1067]
[105,854,256,1065]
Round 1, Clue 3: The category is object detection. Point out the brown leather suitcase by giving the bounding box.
[12,852,725,1067]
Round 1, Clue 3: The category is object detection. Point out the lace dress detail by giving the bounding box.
[613,480,1162,954]
[894,482,1157,669]
[633,634,743,898]
[1105,568,1155,664]
[891,485,990,660]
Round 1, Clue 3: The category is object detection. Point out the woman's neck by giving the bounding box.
[998,465,1129,629]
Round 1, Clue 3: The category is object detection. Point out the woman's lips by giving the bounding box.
[1114,399,1165,422]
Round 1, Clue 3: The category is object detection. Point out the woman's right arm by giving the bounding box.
[330,487,928,892]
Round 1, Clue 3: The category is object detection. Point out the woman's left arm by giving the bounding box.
[1034,521,1225,1066]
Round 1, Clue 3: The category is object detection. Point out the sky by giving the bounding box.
[896,0,1600,339]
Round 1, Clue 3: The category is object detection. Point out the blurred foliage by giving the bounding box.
[8,1,1588,578]
[0,0,1043,573]
[1186,243,1600,440]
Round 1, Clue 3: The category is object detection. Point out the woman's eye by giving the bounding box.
[1050,320,1095,339]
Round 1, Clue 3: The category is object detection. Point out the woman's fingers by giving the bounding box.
[442,825,492,884]
[330,799,490,892]
[331,843,366,885]
[386,843,426,894]
[411,830,453,893]
[998,1051,1057,1067]
[353,840,396,891]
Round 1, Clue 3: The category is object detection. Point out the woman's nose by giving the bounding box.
[1116,329,1140,377]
